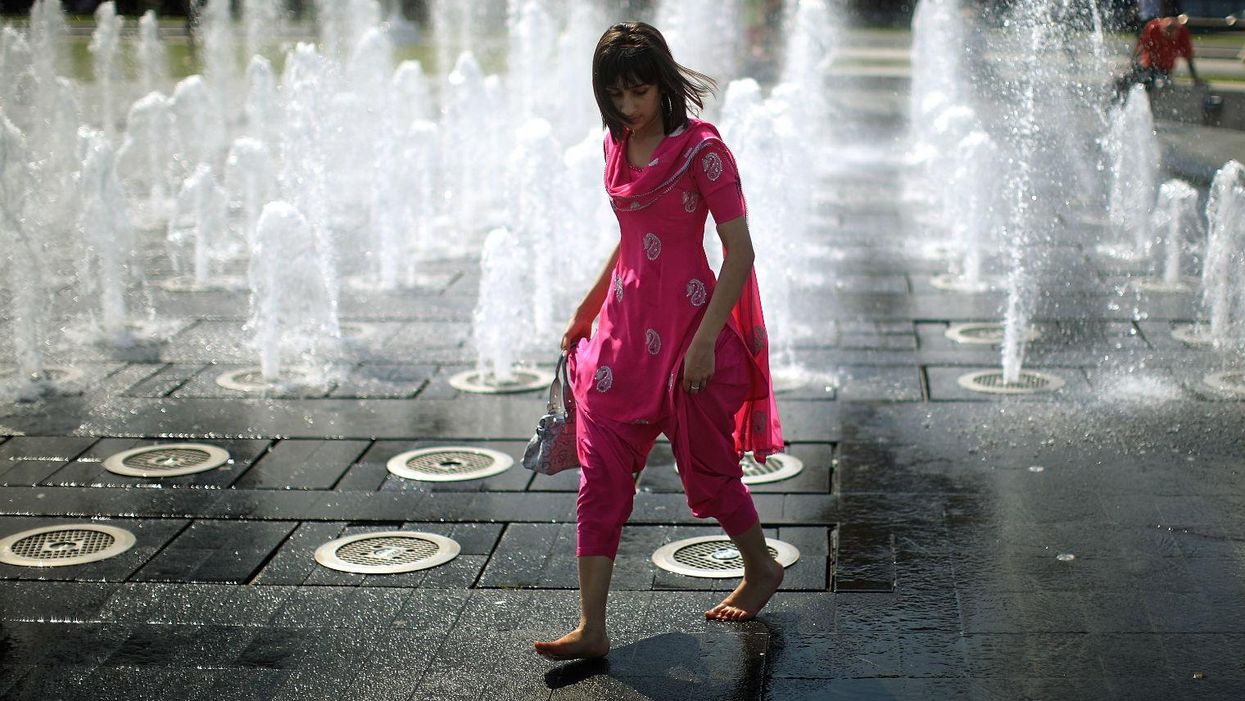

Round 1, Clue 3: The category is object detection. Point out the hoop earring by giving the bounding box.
[663,94,673,116]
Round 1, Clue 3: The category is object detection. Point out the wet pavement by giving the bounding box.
[5,112,1245,701]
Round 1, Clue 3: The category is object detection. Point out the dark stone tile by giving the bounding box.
[103,624,256,667]
[131,520,297,583]
[0,436,96,486]
[0,581,118,622]
[327,363,435,399]
[233,439,370,490]
[124,364,205,398]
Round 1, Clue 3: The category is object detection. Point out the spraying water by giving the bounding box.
[167,164,229,288]
[1104,84,1160,259]
[472,227,529,384]
[88,2,123,137]
[138,11,169,96]
[0,114,50,386]
[1200,161,1245,347]
[79,129,136,346]
[1149,179,1199,290]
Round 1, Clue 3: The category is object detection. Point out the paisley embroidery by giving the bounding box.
[702,151,723,181]
[594,366,614,393]
[686,278,707,307]
[643,233,662,261]
[648,157,660,167]
[645,329,661,355]
[613,273,623,303]
[752,325,767,355]
[682,191,699,213]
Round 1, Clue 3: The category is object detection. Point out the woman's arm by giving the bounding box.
[683,215,755,392]
[561,242,621,350]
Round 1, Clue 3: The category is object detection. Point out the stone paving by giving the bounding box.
[4,109,1245,701]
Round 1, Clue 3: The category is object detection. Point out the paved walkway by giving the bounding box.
[4,49,1245,701]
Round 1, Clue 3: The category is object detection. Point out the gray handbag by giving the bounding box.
[522,352,580,475]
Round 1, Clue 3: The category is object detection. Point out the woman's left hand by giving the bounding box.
[682,339,714,394]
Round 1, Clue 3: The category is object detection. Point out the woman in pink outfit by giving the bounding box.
[534,22,784,661]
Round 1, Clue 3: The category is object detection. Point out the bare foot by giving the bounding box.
[705,558,784,622]
[533,626,610,661]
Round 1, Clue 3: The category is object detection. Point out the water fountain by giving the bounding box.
[1101,84,1160,261]
[224,137,278,251]
[934,130,1005,293]
[171,75,228,173]
[88,2,122,137]
[1197,161,1245,348]
[439,52,504,251]
[198,0,240,125]
[972,0,1110,391]
[243,0,286,63]
[0,114,52,395]
[244,56,281,148]
[138,11,169,97]
[656,0,743,107]
[460,227,531,391]
[167,164,230,290]
[1133,179,1199,293]
[392,60,434,127]
[78,129,137,347]
[243,201,340,386]
[116,91,176,226]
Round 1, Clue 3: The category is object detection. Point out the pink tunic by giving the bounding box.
[570,118,783,461]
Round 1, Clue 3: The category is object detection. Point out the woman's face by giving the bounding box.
[607,80,661,134]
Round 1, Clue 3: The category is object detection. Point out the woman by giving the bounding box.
[534,22,784,661]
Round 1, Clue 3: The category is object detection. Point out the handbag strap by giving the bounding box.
[547,352,572,414]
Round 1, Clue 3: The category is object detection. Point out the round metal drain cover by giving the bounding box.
[103,443,231,478]
[930,273,1003,293]
[957,370,1066,395]
[448,367,553,394]
[1204,370,1245,397]
[315,532,460,574]
[0,524,136,567]
[387,447,513,482]
[740,452,804,485]
[945,323,1040,346]
[1172,325,1216,346]
[652,536,799,579]
[216,367,317,392]
[0,367,85,383]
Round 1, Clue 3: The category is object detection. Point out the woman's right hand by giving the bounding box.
[561,312,594,351]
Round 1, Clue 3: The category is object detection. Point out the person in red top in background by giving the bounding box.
[1116,13,1205,99]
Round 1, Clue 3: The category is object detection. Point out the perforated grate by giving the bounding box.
[957,370,1066,395]
[672,541,780,572]
[335,536,441,566]
[0,524,136,567]
[652,536,800,579]
[740,452,804,485]
[104,443,231,477]
[387,447,513,482]
[314,532,460,574]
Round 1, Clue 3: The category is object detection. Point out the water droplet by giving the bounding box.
[1028,465,1045,472]
[1056,553,1075,561]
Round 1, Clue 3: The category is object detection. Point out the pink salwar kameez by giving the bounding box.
[568,118,783,559]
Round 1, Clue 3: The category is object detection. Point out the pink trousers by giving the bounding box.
[574,330,759,559]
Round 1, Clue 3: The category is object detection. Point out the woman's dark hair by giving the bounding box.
[592,22,717,139]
